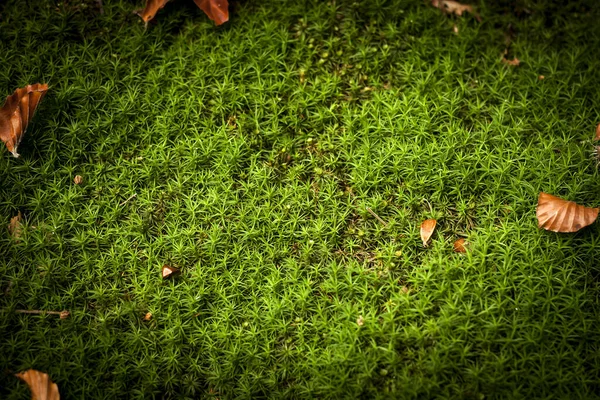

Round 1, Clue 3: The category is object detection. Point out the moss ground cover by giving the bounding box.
[1,0,600,398]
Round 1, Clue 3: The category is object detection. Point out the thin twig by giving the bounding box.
[4,280,13,296]
[366,207,388,227]
[15,309,62,315]
[97,0,104,15]
[119,193,137,206]
[10,309,70,319]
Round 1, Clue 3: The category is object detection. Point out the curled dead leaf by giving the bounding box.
[162,265,180,279]
[143,312,152,321]
[420,219,437,247]
[59,311,70,320]
[536,192,598,233]
[8,211,23,240]
[502,57,520,66]
[595,123,600,141]
[15,369,60,400]
[73,175,83,185]
[431,0,481,21]
[137,0,169,25]
[139,0,228,26]
[0,84,48,157]
[453,238,467,253]
[193,0,229,25]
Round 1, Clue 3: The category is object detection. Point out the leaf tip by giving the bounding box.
[161,265,180,279]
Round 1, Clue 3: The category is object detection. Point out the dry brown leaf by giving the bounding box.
[59,311,70,320]
[138,0,228,26]
[8,211,23,240]
[143,312,152,321]
[137,0,169,25]
[0,84,48,157]
[193,0,229,25]
[595,123,600,141]
[15,370,60,400]
[431,0,480,20]
[162,265,180,279]
[420,219,437,247]
[453,238,467,253]
[537,192,598,233]
[502,57,520,66]
[73,175,83,185]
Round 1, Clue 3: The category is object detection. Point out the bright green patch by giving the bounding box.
[1,0,600,398]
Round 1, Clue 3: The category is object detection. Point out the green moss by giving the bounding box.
[1,0,600,398]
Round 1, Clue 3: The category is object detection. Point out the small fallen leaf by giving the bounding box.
[453,238,467,253]
[0,84,48,157]
[420,219,437,247]
[8,211,23,240]
[193,0,229,25]
[15,369,60,400]
[357,315,364,326]
[73,175,83,185]
[59,311,70,320]
[502,56,520,66]
[143,312,152,321]
[139,0,228,26]
[162,265,180,279]
[431,0,480,20]
[595,123,600,141]
[537,192,598,233]
[137,0,169,26]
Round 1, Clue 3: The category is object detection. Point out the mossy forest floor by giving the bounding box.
[2,0,600,398]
